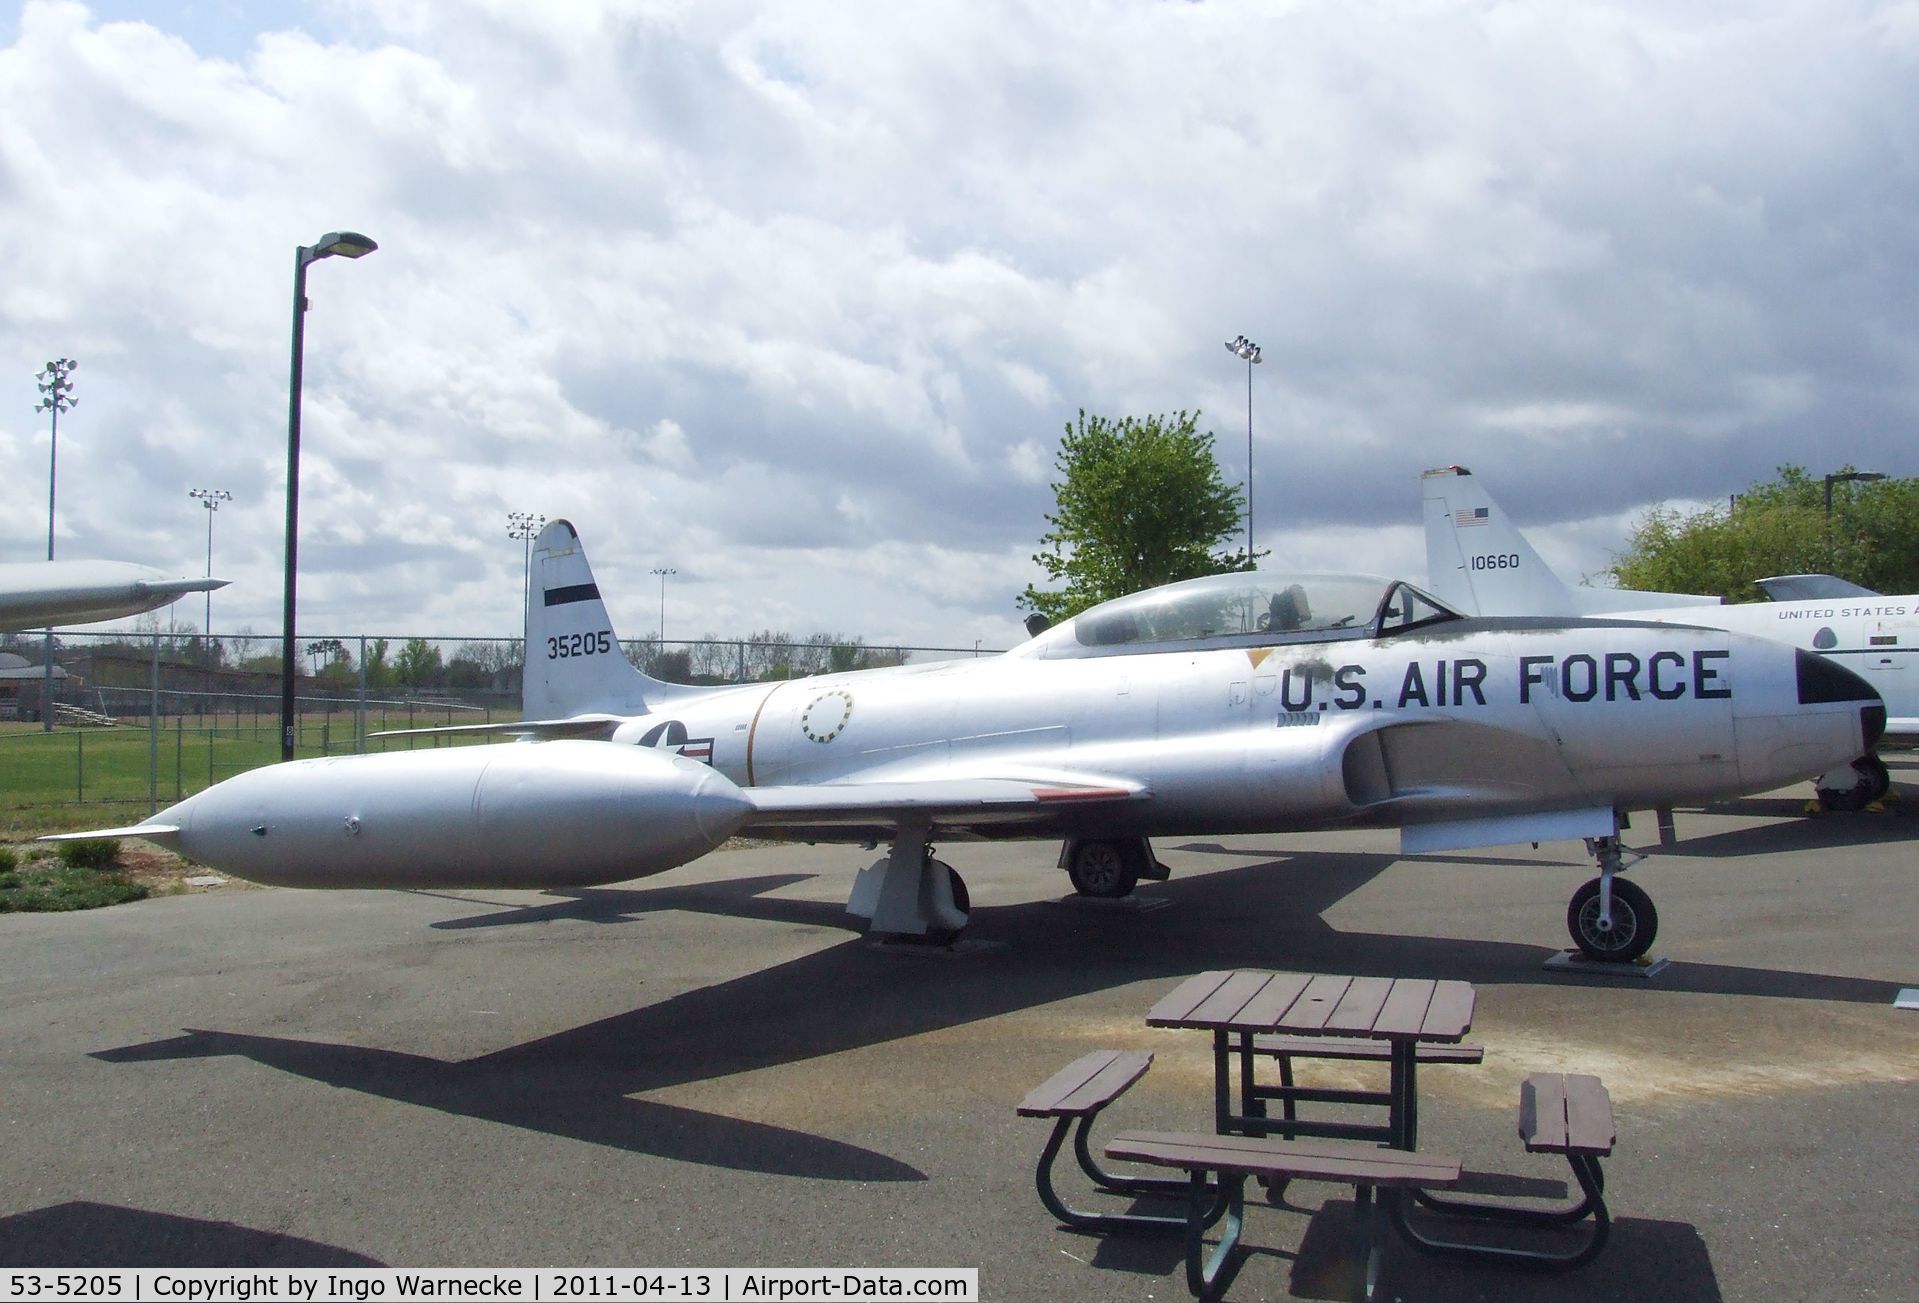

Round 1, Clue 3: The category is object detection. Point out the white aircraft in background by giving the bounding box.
[52,520,1883,963]
[1423,465,1914,808]
[0,560,227,633]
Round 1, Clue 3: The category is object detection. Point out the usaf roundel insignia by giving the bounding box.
[801,690,854,743]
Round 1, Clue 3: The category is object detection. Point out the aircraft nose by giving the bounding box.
[1794,649,1884,747]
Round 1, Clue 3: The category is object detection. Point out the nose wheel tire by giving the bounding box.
[1066,839,1142,898]
[1567,876,1658,963]
[1816,754,1890,811]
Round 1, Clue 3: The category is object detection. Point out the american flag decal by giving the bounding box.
[1454,507,1489,527]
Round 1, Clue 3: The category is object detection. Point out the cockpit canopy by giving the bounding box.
[1014,572,1461,660]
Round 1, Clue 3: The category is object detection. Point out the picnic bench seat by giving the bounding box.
[1106,1129,1462,1301]
[1017,1050,1226,1234]
[1397,1072,1616,1269]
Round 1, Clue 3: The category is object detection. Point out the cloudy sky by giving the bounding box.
[3,1,1916,652]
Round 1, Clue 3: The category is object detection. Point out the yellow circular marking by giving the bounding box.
[801,690,855,744]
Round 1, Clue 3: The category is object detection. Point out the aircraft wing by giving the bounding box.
[0,561,229,632]
[739,773,1146,842]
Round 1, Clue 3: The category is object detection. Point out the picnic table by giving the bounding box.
[1021,970,1617,1299]
[1145,968,1477,1150]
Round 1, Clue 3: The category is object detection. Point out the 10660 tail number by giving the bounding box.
[549,630,614,659]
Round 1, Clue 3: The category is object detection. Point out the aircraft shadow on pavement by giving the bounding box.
[91,1026,923,1185]
[421,874,841,932]
[90,843,1900,1183]
[0,1201,384,1268]
[1663,803,1919,858]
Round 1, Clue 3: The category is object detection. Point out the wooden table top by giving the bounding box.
[1146,970,1475,1043]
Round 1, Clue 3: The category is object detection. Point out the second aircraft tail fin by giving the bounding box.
[1422,466,1581,615]
[1422,466,1719,617]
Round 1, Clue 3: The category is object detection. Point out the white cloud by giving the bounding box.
[2,0,1916,651]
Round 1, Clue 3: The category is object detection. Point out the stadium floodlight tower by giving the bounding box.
[282,230,377,762]
[651,567,676,645]
[189,488,232,636]
[508,511,546,628]
[1223,334,1260,563]
[34,357,77,731]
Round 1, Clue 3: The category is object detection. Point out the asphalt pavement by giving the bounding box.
[2,769,1915,1300]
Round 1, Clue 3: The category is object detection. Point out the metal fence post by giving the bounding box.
[357,634,368,754]
[149,632,160,815]
[76,730,83,803]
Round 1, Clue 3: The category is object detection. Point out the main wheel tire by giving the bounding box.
[1067,839,1141,898]
[895,861,970,946]
[1567,876,1657,963]
[940,862,971,915]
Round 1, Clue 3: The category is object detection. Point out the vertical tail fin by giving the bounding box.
[1421,467,1719,616]
[1422,466,1580,616]
[523,520,676,721]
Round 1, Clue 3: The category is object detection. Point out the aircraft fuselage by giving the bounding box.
[609,618,1875,843]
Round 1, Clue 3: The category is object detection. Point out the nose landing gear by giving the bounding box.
[1568,836,1658,963]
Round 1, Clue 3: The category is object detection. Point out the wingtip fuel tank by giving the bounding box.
[144,741,752,889]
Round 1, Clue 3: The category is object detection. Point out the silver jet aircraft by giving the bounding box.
[53,520,1884,963]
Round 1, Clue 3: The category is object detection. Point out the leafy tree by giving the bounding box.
[647,648,692,682]
[1609,465,1919,601]
[306,638,350,673]
[1020,409,1250,622]
[394,637,444,689]
[363,638,395,692]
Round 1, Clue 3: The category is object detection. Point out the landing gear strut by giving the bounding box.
[846,817,970,943]
[1567,836,1658,963]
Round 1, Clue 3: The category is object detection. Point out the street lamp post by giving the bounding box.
[35,358,77,732]
[507,511,545,630]
[651,567,676,646]
[283,230,377,761]
[189,488,232,636]
[1224,334,1261,564]
[1823,470,1886,572]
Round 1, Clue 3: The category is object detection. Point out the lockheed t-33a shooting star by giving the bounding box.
[51,520,1884,964]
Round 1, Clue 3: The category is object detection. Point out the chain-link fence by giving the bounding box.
[0,629,995,815]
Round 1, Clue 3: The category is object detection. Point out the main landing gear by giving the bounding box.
[1567,836,1658,963]
[845,817,970,943]
[1060,837,1170,899]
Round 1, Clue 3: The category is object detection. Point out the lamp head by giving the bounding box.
[312,230,378,259]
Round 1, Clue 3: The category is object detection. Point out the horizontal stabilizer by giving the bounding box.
[1400,806,1615,855]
